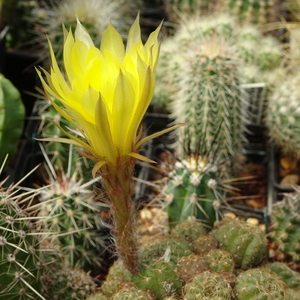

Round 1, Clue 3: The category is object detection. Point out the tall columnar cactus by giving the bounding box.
[212,219,268,269]
[0,183,57,299]
[165,155,230,227]
[265,74,300,157]
[269,190,300,261]
[0,74,25,165]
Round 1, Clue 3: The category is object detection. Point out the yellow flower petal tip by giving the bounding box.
[37,14,163,168]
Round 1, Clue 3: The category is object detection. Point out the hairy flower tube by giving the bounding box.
[37,15,182,273]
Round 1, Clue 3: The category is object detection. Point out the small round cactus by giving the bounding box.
[111,286,154,300]
[133,261,182,300]
[170,219,207,243]
[177,254,209,283]
[234,268,288,300]
[204,249,235,273]
[41,266,97,300]
[269,190,300,261]
[183,270,233,300]
[212,219,268,269]
[192,234,219,256]
[266,262,300,291]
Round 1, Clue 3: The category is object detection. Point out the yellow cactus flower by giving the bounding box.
[37,15,172,173]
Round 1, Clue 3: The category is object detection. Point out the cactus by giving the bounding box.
[265,74,300,157]
[204,249,235,273]
[165,154,234,227]
[212,219,268,269]
[41,265,97,300]
[183,270,233,300]
[234,268,289,299]
[170,36,247,165]
[132,261,182,300]
[170,219,207,243]
[266,262,300,291]
[140,236,193,265]
[26,159,104,272]
[192,234,219,255]
[0,181,57,299]
[218,0,278,25]
[86,293,108,300]
[269,190,300,261]
[0,74,25,166]
[111,286,154,300]
[177,254,209,283]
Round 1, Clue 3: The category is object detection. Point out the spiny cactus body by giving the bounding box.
[234,268,288,300]
[184,270,233,300]
[165,154,233,227]
[270,190,300,261]
[212,219,268,269]
[27,166,104,271]
[266,75,300,157]
[41,266,97,300]
[0,185,56,299]
[266,262,300,291]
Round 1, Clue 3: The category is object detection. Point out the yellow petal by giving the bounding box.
[101,24,125,60]
[126,13,141,52]
[75,18,94,47]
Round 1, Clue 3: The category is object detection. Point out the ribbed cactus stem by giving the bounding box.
[100,157,139,274]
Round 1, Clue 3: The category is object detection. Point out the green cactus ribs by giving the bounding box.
[0,74,25,167]
[164,154,234,228]
[270,189,300,262]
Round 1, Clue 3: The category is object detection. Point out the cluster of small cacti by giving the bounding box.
[265,73,300,157]
[269,189,300,262]
[87,218,300,300]
[0,162,100,299]
[164,154,231,227]
[0,73,25,166]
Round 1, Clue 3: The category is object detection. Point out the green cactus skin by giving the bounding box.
[234,268,289,300]
[27,168,104,271]
[133,261,182,300]
[111,286,154,300]
[266,262,300,291]
[183,270,233,300]
[218,0,278,25]
[204,249,235,273]
[192,234,219,256]
[177,254,209,283]
[41,266,97,300]
[266,75,300,157]
[270,191,300,261]
[0,189,57,299]
[106,259,133,282]
[101,275,131,299]
[212,219,267,269]
[0,74,25,165]
[170,219,207,243]
[139,236,193,265]
[165,155,228,227]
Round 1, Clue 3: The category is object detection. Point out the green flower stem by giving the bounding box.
[101,157,140,274]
